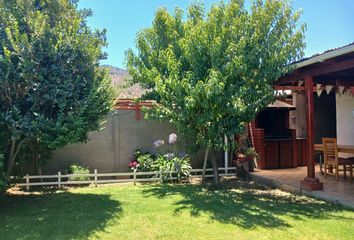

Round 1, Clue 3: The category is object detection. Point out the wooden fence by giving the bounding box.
[14,167,237,190]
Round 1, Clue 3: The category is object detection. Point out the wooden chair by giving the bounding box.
[322,138,353,181]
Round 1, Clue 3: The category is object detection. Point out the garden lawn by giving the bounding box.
[1,180,353,240]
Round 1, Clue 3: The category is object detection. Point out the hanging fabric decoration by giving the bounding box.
[338,86,345,95]
[298,80,304,86]
[326,85,333,94]
[316,84,322,97]
[316,89,323,97]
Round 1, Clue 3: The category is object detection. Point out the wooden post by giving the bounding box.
[58,172,61,188]
[94,169,98,187]
[25,174,30,191]
[133,169,137,186]
[306,76,315,179]
[301,76,323,191]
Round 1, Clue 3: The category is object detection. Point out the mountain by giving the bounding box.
[103,65,144,99]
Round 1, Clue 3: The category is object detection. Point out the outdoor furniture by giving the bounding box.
[322,138,354,181]
[315,143,354,175]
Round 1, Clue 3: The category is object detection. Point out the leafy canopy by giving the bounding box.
[0,0,113,149]
[0,0,113,182]
[126,0,305,150]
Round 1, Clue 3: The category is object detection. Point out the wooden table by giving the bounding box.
[314,144,354,174]
[314,144,354,154]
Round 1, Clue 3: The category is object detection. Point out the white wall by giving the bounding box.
[336,93,354,157]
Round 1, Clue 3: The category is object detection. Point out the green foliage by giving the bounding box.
[0,153,5,192]
[65,164,90,181]
[171,155,192,182]
[152,155,191,183]
[12,139,53,176]
[126,0,305,151]
[153,155,174,182]
[244,147,257,157]
[134,150,155,172]
[0,0,113,180]
[131,134,192,183]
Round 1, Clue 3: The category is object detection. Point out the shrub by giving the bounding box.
[153,155,175,182]
[131,134,192,183]
[173,155,192,182]
[152,155,192,183]
[151,133,192,182]
[130,150,155,172]
[66,164,90,181]
[136,153,155,172]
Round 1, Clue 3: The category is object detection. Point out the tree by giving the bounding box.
[0,0,113,184]
[126,0,305,185]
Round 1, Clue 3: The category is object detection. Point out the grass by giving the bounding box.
[1,179,353,240]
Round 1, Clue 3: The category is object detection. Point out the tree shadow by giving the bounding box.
[143,179,350,229]
[0,190,122,240]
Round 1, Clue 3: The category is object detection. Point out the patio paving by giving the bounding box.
[250,165,354,209]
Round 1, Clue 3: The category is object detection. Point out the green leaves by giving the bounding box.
[127,0,305,151]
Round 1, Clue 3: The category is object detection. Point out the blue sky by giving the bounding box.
[78,0,354,69]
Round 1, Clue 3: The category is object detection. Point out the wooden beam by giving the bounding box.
[274,86,304,91]
[305,76,315,179]
[300,76,323,191]
[277,58,354,84]
[274,85,329,92]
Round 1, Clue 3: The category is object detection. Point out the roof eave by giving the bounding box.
[294,44,354,69]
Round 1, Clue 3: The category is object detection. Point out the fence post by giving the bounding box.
[58,171,61,188]
[133,169,137,186]
[94,169,98,187]
[25,174,29,191]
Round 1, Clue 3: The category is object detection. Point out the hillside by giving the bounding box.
[103,65,144,99]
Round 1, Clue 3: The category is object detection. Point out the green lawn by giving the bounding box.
[1,180,353,240]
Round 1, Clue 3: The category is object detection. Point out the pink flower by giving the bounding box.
[129,160,139,169]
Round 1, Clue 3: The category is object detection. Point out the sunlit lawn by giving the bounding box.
[1,180,353,240]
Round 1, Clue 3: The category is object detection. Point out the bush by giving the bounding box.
[173,156,192,182]
[66,164,90,181]
[130,134,192,183]
[153,155,175,182]
[152,155,192,183]
[137,153,155,172]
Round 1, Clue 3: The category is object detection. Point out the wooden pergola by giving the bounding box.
[274,43,354,191]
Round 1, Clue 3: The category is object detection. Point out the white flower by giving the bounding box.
[168,133,177,144]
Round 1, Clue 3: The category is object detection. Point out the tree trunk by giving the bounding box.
[210,151,220,186]
[5,138,25,180]
[201,147,209,183]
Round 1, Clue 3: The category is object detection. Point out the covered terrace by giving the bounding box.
[267,43,354,192]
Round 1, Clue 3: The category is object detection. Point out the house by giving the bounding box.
[262,42,354,191]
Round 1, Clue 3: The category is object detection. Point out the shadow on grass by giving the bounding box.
[143,179,348,229]
[0,190,122,240]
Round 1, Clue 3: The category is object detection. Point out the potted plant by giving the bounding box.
[235,147,258,178]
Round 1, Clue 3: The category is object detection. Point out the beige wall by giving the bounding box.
[293,92,307,138]
[45,110,222,174]
[336,93,354,146]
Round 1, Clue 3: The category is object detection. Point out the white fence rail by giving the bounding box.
[14,167,236,190]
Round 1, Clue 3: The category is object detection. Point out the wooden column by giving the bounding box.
[301,76,323,191]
